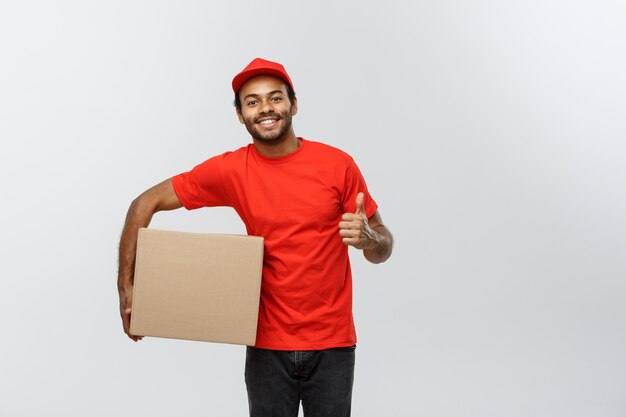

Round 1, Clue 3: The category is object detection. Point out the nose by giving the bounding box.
[259,99,274,114]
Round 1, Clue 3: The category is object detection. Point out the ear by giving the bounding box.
[236,108,244,124]
[290,96,298,116]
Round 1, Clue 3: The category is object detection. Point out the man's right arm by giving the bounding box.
[117,178,183,341]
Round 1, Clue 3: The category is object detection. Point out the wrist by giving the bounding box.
[363,225,381,250]
[117,276,133,292]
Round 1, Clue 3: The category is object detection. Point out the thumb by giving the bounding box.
[355,192,365,215]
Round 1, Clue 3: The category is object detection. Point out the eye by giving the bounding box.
[271,96,282,102]
[247,100,257,106]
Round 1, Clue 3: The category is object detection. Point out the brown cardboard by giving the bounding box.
[130,228,264,345]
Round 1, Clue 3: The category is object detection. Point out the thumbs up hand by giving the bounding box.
[354,191,365,216]
[339,192,376,250]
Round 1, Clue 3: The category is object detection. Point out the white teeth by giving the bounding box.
[260,119,276,125]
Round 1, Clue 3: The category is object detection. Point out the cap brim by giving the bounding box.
[232,68,293,94]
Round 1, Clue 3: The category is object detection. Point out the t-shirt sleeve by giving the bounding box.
[171,153,232,210]
[342,158,378,218]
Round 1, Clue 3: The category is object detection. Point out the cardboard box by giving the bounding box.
[130,228,264,345]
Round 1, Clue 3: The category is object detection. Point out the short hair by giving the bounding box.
[234,82,296,112]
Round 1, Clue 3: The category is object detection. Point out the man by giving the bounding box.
[118,58,393,417]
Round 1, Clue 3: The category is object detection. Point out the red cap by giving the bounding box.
[232,58,294,94]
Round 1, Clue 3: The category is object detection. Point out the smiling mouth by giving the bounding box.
[257,118,280,128]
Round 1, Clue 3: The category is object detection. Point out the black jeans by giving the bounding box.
[244,345,356,417]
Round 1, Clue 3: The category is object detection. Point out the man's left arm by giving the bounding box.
[339,192,394,264]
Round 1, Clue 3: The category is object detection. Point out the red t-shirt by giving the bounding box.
[172,138,378,350]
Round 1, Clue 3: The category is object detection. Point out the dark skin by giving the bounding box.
[235,75,300,157]
[117,179,181,341]
[118,75,393,341]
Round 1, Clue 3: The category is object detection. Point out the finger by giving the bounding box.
[128,331,143,342]
[339,229,360,238]
[341,213,361,222]
[122,308,143,341]
[123,308,134,335]
[122,308,131,330]
[338,220,361,230]
[355,192,365,215]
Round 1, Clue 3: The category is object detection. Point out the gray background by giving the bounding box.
[1,1,625,416]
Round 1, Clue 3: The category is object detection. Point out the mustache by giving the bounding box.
[255,113,282,123]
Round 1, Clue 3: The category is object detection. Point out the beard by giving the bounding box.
[243,109,294,144]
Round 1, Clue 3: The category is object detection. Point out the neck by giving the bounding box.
[252,129,300,158]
